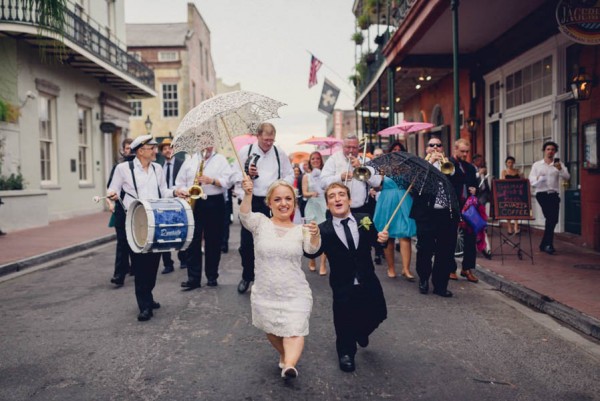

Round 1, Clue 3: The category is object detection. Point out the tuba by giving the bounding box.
[188,151,208,208]
[425,152,455,175]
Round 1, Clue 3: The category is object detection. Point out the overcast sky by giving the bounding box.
[124,0,358,154]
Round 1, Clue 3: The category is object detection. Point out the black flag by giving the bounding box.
[318,78,340,115]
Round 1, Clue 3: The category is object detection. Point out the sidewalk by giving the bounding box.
[0,212,598,340]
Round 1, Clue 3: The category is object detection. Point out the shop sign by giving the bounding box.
[556,0,600,45]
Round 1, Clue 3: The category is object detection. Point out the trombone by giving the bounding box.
[425,151,455,175]
[352,139,372,182]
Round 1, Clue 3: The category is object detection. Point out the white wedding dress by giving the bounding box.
[239,211,320,337]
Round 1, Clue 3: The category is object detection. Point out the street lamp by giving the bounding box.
[466,117,480,134]
[144,115,153,134]
[571,68,593,101]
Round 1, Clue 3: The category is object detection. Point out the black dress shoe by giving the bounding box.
[110,275,124,287]
[339,355,355,372]
[237,279,251,294]
[151,302,161,310]
[181,280,201,291]
[541,245,555,255]
[221,245,228,254]
[419,280,429,294]
[481,250,492,260]
[161,266,174,274]
[207,279,218,287]
[432,289,453,298]
[357,335,369,348]
[374,256,382,265]
[137,309,153,321]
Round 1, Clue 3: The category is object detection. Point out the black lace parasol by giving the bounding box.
[367,151,459,212]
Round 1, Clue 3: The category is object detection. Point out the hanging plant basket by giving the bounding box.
[357,14,371,30]
[351,32,364,45]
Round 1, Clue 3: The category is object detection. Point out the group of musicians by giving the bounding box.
[106,124,482,322]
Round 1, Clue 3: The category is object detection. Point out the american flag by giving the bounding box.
[308,55,323,88]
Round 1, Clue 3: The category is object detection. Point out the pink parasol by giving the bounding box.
[377,121,434,139]
[298,136,343,147]
[232,133,257,151]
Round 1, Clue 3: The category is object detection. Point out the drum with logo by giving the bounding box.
[125,198,194,253]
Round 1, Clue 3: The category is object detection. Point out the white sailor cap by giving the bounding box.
[130,134,158,152]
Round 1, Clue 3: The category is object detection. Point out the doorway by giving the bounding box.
[564,101,581,234]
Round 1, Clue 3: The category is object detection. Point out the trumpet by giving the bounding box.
[425,151,455,175]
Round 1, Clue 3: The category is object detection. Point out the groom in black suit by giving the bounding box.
[308,182,388,372]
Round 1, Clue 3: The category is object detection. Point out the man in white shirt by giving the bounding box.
[107,134,183,322]
[232,123,294,294]
[175,146,233,289]
[529,141,570,254]
[320,135,382,214]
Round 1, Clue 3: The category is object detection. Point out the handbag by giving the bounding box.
[462,204,487,234]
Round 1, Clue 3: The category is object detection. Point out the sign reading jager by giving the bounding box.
[492,179,534,220]
[556,0,600,45]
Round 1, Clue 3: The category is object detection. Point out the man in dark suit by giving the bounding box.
[448,138,479,283]
[158,138,185,274]
[308,182,388,373]
[410,136,459,297]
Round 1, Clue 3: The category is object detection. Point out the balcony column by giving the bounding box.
[452,0,460,140]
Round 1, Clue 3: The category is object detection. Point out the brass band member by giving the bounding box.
[107,135,185,321]
[410,135,458,297]
[175,146,233,290]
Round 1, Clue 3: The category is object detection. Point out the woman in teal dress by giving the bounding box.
[374,175,417,280]
[302,151,328,275]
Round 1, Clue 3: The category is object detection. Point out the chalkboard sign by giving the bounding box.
[492,179,534,220]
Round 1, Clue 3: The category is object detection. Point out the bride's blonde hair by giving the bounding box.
[265,180,297,209]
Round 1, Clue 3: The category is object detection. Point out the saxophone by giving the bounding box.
[188,151,208,208]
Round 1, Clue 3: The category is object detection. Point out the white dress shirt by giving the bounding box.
[529,159,570,194]
[232,144,294,197]
[332,214,359,249]
[175,152,233,196]
[320,150,382,209]
[108,157,173,209]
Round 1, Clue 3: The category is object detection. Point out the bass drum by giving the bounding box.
[125,198,194,253]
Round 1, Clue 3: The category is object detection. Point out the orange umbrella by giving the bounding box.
[290,151,309,164]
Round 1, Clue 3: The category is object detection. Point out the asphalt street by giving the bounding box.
[1,223,599,401]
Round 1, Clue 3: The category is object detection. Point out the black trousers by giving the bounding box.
[239,196,270,282]
[333,285,383,358]
[113,204,132,278]
[536,192,560,248]
[222,193,233,249]
[187,195,226,284]
[415,209,458,292]
[161,250,186,268]
[451,228,476,272]
[131,252,161,312]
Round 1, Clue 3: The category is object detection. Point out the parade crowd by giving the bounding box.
[104,123,569,379]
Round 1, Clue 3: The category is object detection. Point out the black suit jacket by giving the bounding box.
[309,214,386,320]
[164,157,183,187]
[449,156,478,208]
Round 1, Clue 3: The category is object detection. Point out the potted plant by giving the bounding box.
[351,32,364,45]
[357,13,370,30]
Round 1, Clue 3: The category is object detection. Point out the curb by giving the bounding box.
[0,234,116,277]
[476,264,600,341]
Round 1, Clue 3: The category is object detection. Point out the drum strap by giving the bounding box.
[248,144,281,179]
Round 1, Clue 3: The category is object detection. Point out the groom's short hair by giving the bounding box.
[325,182,351,200]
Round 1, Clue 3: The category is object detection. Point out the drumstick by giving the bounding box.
[383,181,414,232]
[93,195,126,210]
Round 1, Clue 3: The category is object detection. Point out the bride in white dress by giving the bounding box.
[239,176,321,380]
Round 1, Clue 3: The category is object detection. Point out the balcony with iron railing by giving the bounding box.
[0,0,154,94]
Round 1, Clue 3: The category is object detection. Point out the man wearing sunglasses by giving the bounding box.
[409,136,458,298]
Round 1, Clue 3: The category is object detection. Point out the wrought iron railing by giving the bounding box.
[0,0,154,90]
